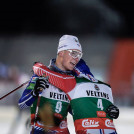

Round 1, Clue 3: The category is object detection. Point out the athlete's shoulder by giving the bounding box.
[75,77,111,88]
[97,80,111,88]
[75,77,92,83]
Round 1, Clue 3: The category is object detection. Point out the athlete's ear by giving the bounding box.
[58,51,64,57]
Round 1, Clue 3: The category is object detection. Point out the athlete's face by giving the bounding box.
[61,49,82,71]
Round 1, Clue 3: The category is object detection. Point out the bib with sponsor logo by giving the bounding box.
[67,77,116,133]
[28,76,70,131]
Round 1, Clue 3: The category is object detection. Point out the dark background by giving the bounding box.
[0,0,134,37]
[0,1,134,133]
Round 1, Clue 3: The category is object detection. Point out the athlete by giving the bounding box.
[18,35,85,134]
[61,63,120,134]
[18,35,119,134]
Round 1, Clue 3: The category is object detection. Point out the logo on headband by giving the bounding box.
[74,38,78,42]
[58,45,68,49]
[77,43,80,47]
[73,38,81,47]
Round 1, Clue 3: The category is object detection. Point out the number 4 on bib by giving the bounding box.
[97,99,104,110]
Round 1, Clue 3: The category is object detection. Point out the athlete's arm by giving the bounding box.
[18,74,38,109]
[18,74,49,109]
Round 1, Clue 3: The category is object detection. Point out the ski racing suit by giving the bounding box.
[67,77,118,134]
[63,59,118,134]
[18,59,94,134]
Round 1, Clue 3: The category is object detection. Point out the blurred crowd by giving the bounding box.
[0,62,30,106]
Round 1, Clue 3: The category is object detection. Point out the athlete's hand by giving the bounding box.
[106,104,119,119]
[32,76,49,97]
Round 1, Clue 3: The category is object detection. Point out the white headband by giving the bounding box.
[57,35,82,54]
